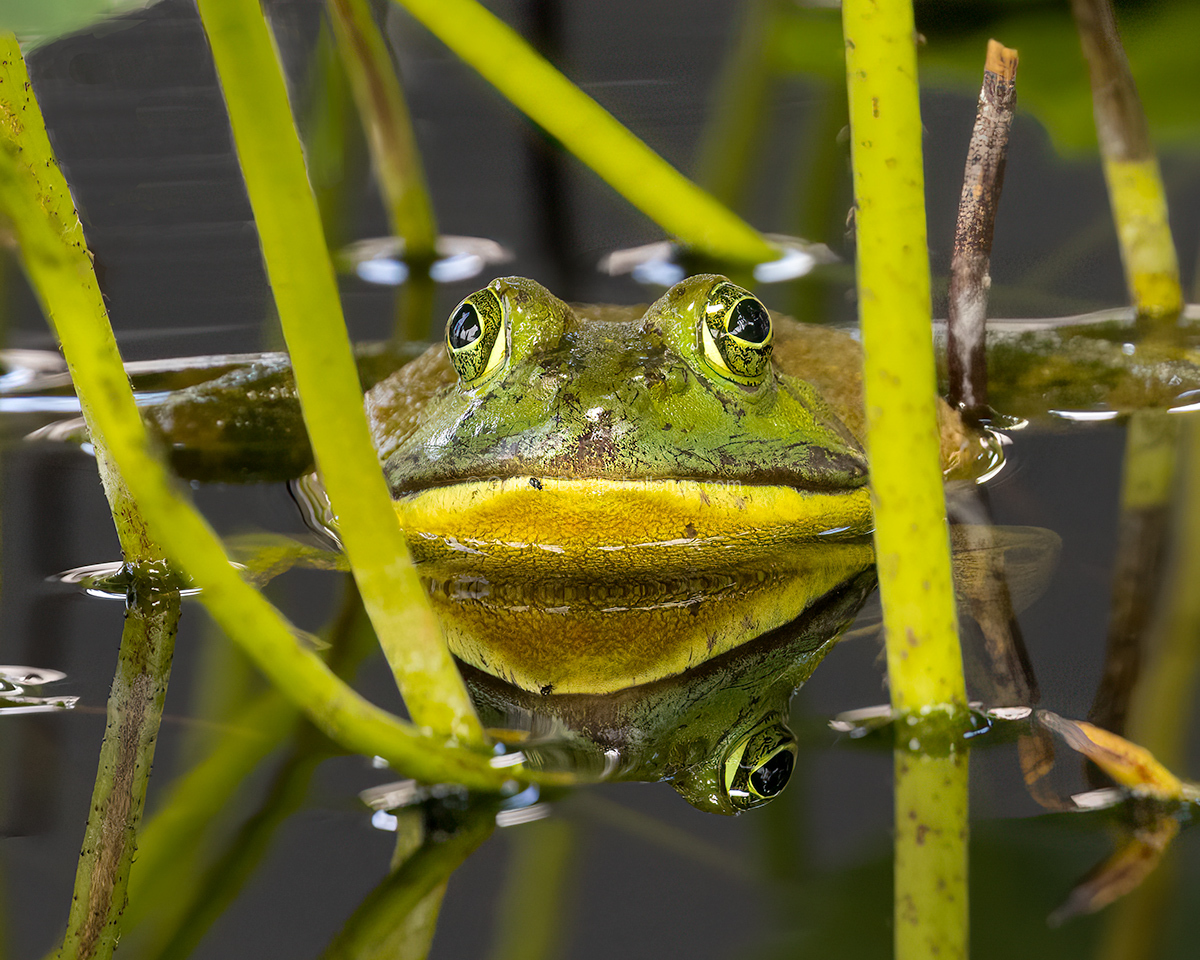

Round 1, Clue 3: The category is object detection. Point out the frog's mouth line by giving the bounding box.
[394,476,873,573]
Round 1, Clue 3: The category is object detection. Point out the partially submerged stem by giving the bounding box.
[1088,411,1180,738]
[841,0,966,717]
[947,40,1018,418]
[1069,0,1182,323]
[389,0,778,266]
[196,0,483,744]
[894,748,969,960]
[321,804,496,960]
[489,818,577,960]
[326,0,438,261]
[56,581,180,960]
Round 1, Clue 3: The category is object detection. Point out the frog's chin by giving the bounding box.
[394,476,872,576]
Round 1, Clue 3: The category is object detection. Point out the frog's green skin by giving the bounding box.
[367,275,877,579]
[371,275,866,492]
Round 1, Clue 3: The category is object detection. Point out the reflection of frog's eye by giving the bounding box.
[446,289,507,384]
[700,283,773,384]
[723,722,797,811]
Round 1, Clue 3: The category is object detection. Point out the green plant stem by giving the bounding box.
[124,690,297,928]
[196,0,483,744]
[1069,0,1182,323]
[489,818,577,960]
[840,0,966,717]
[389,0,778,266]
[894,746,969,960]
[55,582,181,960]
[2,38,180,960]
[0,33,525,792]
[304,20,369,254]
[321,805,496,960]
[326,0,437,260]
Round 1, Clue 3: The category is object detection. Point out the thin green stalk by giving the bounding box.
[0,34,524,792]
[840,0,965,718]
[304,20,369,254]
[55,582,181,960]
[326,0,437,260]
[3,38,181,958]
[1070,0,1182,323]
[321,805,496,960]
[196,0,483,744]
[124,690,297,929]
[692,0,773,210]
[489,818,577,960]
[389,0,778,266]
[894,748,969,960]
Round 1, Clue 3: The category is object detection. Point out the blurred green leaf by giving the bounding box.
[0,0,149,48]
[771,0,1200,154]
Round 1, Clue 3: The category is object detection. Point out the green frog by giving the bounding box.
[365,274,877,577]
[359,274,898,694]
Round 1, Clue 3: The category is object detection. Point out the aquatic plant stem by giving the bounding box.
[196,0,483,744]
[325,0,437,261]
[1,40,182,960]
[840,0,966,717]
[841,5,969,956]
[1088,411,1180,738]
[321,804,496,960]
[388,0,778,266]
[489,818,577,960]
[1069,0,1182,323]
[894,749,969,960]
[55,583,179,960]
[948,40,1018,418]
[0,36,526,792]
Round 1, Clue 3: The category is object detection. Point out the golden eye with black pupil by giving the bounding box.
[700,283,773,384]
[723,723,797,811]
[445,288,506,384]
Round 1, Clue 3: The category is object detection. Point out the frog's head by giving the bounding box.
[381,275,873,579]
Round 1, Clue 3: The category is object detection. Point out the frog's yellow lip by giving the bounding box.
[396,476,872,575]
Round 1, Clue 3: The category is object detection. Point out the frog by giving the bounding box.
[27,272,979,695]
[362,273,978,575]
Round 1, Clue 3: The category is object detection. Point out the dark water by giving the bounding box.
[2,1,1200,958]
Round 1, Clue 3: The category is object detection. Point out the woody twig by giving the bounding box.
[947,40,1018,419]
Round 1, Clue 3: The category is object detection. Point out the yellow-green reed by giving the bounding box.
[841,3,969,958]
[196,0,482,744]
[0,35,518,790]
[841,1,966,716]
[390,0,778,266]
[894,750,969,960]
[1070,0,1182,322]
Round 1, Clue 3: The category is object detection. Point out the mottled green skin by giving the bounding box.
[382,276,867,495]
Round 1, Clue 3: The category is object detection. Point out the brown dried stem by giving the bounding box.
[947,40,1018,417]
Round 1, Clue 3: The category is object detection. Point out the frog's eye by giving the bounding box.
[446,289,506,384]
[700,283,773,384]
[723,723,797,811]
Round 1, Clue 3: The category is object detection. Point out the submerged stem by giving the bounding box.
[894,746,969,960]
[56,582,180,960]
